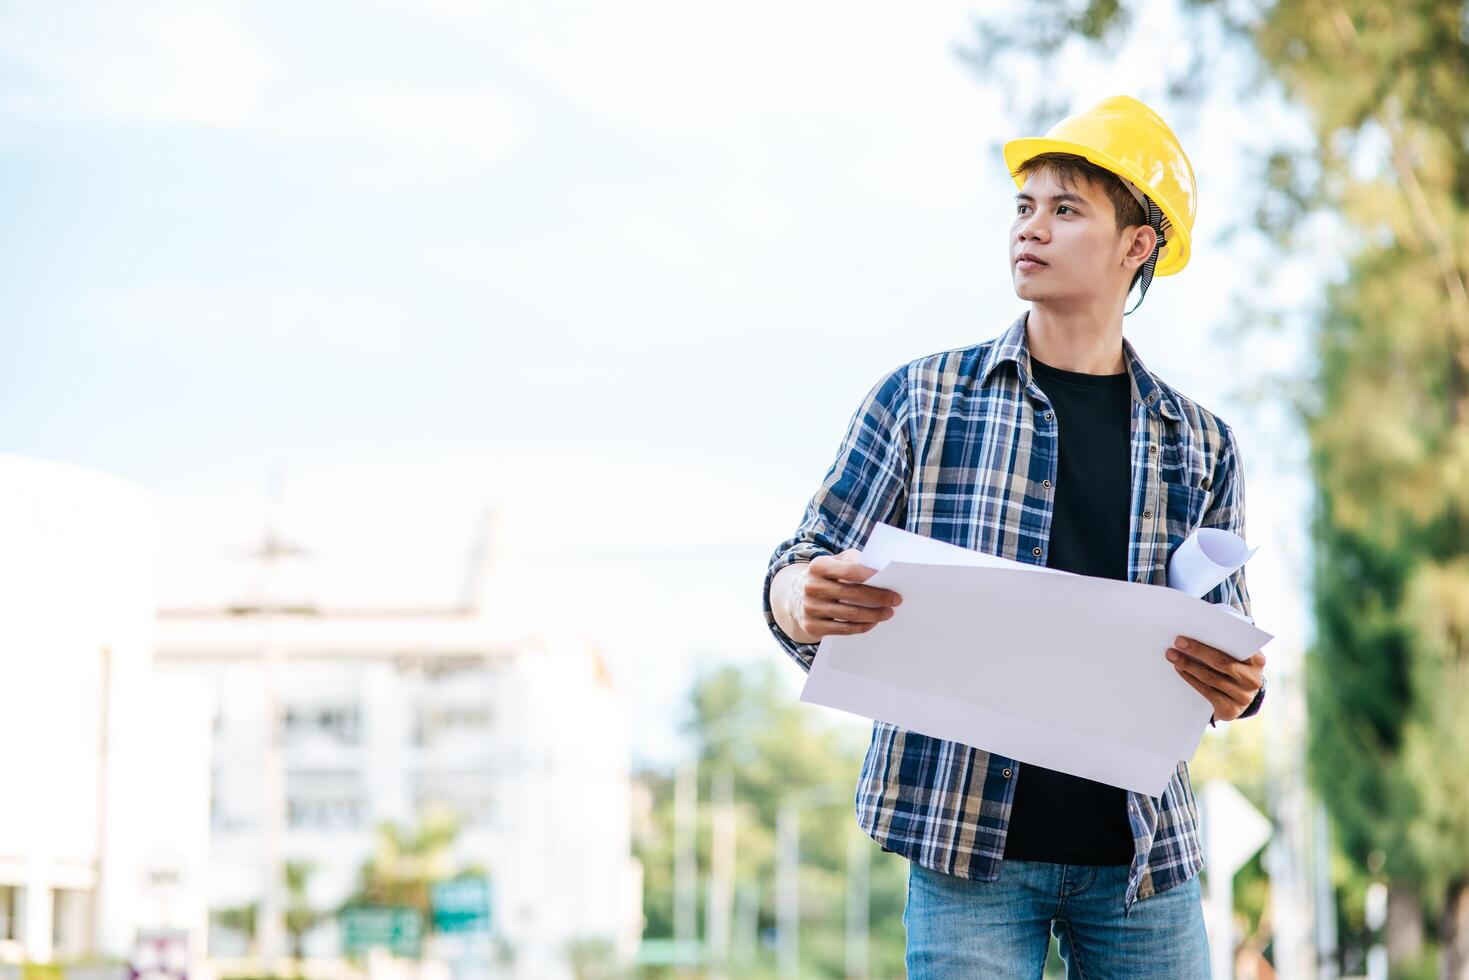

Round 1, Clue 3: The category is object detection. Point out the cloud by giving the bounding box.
[0,2,278,126]
[265,81,524,193]
[0,3,525,190]
[92,282,407,354]
[500,1,981,133]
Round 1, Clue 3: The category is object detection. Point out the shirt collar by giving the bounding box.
[978,310,1182,423]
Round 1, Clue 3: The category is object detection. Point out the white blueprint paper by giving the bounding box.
[856,522,1071,576]
[1167,526,1259,599]
[799,525,1272,797]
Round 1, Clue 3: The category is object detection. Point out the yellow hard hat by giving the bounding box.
[1002,95,1197,277]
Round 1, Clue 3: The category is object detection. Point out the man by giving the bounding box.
[761,95,1267,978]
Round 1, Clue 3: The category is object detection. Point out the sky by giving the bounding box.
[0,0,1326,764]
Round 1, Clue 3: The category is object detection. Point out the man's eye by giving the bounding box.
[1057,206,1074,214]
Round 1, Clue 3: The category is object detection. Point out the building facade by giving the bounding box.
[0,454,212,964]
[154,512,639,979]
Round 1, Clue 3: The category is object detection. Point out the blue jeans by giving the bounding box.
[903,858,1211,979]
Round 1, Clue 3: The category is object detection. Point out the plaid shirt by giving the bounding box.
[762,310,1264,916]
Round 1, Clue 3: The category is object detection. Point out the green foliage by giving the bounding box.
[284,860,326,959]
[636,661,1282,977]
[955,0,1469,967]
[1392,945,1443,980]
[1260,0,1469,932]
[212,901,259,945]
[1191,721,1272,939]
[344,804,463,913]
[635,660,909,979]
[566,936,622,980]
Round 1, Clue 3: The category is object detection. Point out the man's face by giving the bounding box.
[1010,166,1135,306]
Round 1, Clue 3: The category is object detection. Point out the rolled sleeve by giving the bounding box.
[1200,422,1264,724]
[762,365,912,672]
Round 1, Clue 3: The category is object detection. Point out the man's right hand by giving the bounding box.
[786,549,904,639]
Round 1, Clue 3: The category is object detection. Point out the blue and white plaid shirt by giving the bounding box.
[762,309,1264,915]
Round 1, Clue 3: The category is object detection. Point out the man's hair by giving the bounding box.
[1011,151,1150,291]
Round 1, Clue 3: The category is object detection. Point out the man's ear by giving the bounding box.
[1124,224,1157,271]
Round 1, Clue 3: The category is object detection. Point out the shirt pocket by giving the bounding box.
[1159,480,1213,555]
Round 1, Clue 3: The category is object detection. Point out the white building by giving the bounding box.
[0,455,212,963]
[153,507,641,979]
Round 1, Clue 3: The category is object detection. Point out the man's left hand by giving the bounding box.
[1166,636,1265,722]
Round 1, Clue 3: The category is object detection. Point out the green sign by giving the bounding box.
[431,876,492,933]
[341,906,423,957]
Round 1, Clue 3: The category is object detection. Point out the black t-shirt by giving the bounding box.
[1000,353,1136,866]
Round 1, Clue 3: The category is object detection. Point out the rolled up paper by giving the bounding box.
[1167,527,1258,599]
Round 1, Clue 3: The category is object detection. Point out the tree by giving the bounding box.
[285,861,326,960]
[212,902,258,953]
[955,0,1469,974]
[565,936,619,980]
[345,804,463,913]
[635,660,909,978]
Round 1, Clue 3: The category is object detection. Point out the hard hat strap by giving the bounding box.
[1124,196,1166,317]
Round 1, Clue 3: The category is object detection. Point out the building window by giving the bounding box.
[413,772,496,828]
[52,889,93,957]
[286,770,365,830]
[283,703,360,746]
[413,703,492,746]
[210,769,252,834]
[0,884,19,941]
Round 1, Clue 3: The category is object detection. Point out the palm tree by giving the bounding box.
[345,803,462,913]
[285,861,326,959]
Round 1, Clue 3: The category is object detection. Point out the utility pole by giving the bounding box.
[673,759,699,970]
[92,645,112,957]
[845,825,870,979]
[1314,803,1339,980]
[1364,882,1388,980]
[775,805,799,979]
[1262,643,1321,980]
[732,880,760,970]
[776,784,850,979]
[253,466,305,966]
[705,771,735,979]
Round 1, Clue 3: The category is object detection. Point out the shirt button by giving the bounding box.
[1002,767,1012,778]
[1032,546,1043,557]
[1043,411,1054,421]
[1143,509,1153,520]
[1148,445,1157,455]
[1042,479,1052,489]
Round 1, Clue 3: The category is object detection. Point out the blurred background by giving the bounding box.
[0,0,1464,977]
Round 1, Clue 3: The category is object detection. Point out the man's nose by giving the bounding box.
[1016,212,1048,239]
